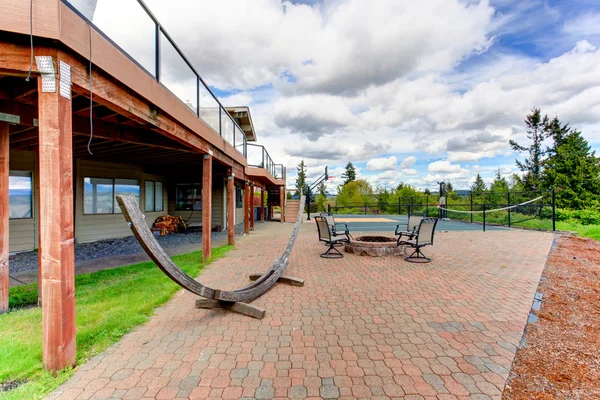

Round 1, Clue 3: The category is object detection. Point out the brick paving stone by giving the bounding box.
[48,226,553,399]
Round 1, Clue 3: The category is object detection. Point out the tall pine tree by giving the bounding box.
[295,159,307,195]
[510,108,547,190]
[341,162,357,185]
[543,121,600,209]
[470,173,486,195]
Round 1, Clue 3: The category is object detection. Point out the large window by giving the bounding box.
[236,186,243,209]
[9,171,33,219]
[176,183,202,211]
[84,177,140,214]
[145,181,164,212]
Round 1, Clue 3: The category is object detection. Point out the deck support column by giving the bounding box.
[227,170,235,245]
[280,186,285,223]
[38,71,76,372]
[0,123,9,314]
[260,189,265,222]
[243,182,249,234]
[250,184,255,230]
[202,154,212,262]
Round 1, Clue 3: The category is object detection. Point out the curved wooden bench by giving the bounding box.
[115,194,305,319]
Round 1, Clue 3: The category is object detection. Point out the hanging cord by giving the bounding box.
[87,24,94,155]
[9,275,29,285]
[25,0,34,81]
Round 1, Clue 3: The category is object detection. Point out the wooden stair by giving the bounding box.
[285,200,301,223]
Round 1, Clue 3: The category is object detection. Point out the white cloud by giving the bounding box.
[428,160,463,174]
[400,156,417,169]
[366,156,397,171]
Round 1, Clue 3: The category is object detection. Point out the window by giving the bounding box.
[84,177,140,214]
[145,181,164,212]
[236,186,243,209]
[9,171,33,219]
[176,183,202,211]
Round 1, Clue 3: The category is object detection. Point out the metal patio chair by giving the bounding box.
[315,216,346,258]
[401,218,438,263]
[395,214,423,246]
[320,212,351,244]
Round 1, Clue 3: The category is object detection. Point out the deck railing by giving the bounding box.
[247,144,285,181]
[62,0,248,158]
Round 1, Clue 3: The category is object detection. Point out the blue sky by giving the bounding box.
[91,0,600,193]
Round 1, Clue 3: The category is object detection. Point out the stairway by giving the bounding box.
[285,200,301,223]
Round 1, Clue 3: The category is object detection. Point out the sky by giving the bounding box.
[87,0,600,193]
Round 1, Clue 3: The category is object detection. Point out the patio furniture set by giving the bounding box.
[315,213,439,263]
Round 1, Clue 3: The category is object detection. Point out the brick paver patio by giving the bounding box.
[49,222,554,400]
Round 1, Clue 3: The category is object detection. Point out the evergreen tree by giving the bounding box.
[490,169,509,193]
[424,188,431,195]
[341,162,357,185]
[317,182,327,197]
[470,173,486,195]
[510,108,547,190]
[295,159,307,195]
[543,124,600,209]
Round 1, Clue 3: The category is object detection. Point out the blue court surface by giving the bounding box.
[327,214,507,232]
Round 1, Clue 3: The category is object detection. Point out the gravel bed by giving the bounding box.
[9,231,229,275]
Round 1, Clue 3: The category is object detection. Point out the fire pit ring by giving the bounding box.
[345,236,405,257]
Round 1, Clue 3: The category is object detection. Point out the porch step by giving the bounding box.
[285,200,301,222]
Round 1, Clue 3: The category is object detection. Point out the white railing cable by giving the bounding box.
[436,196,544,214]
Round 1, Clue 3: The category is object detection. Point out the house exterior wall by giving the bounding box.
[166,176,224,230]
[8,150,38,253]
[74,159,167,243]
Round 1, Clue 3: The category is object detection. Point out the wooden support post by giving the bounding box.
[202,154,212,262]
[280,186,285,223]
[0,123,9,314]
[38,71,76,372]
[250,184,255,230]
[227,171,235,245]
[260,189,265,222]
[244,182,249,234]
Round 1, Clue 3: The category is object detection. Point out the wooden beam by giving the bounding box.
[280,186,285,223]
[260,189,265,222]
[202,154,212,262]
[244,182,249,234]
[0,123,9,314]
[227,171,235,246]
[38,71,76,372]
[250,184,255,230]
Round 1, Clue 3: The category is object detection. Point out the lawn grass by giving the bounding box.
[0,245,232,400]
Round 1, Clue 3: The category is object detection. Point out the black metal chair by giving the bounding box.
[395,215,423,246]
[320,212,351,244]
[315,216,346,258]
[401,218,438,263]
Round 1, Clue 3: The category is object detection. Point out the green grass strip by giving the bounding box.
[0,245,232,400]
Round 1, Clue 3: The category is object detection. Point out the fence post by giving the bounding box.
[507,192,511,228]
[398,197,401,215]
[328,203,331,214]
[426,195,429,216]
[470,193,473,223]
[483,204,486,232]
[552,188,556,231]
[364,202,367,215]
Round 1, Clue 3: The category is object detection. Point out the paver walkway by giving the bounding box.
[49,222,554,400]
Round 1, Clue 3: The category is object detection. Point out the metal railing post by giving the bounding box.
[552,188,556,231]
[483,204,486,232]
[155,24,161,80]
[196,79,200,117]
[426,195,429,217]
[470,193,473,223]
[507,192,511,228]
[328,203,331,213]
[218,107,222,136]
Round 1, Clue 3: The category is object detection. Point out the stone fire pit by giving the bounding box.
[344,236,405,257]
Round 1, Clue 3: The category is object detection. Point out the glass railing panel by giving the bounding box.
[247,145,263,167]
[159,32,197,113]
[234,125,244,153]
[79,0,155,75]
[220,111,234,146]
[199,82,220,133]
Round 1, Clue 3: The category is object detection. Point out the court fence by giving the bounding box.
[326,189,556,232]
